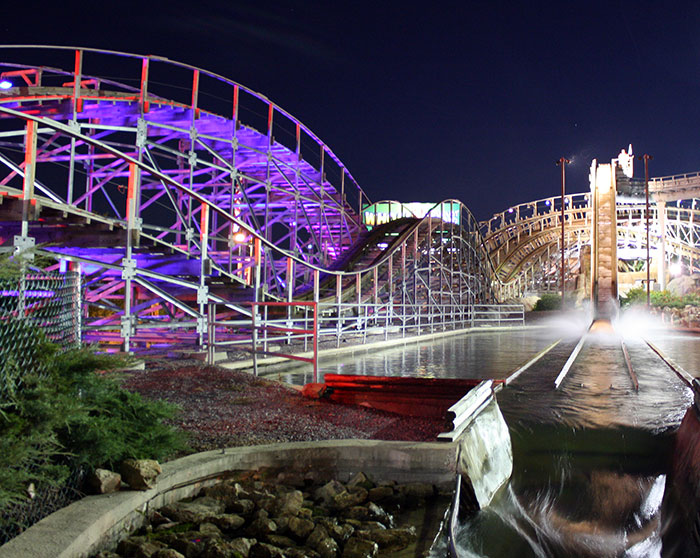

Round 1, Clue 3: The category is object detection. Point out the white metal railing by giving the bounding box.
[472,304,525,327]
[205,301,525,369]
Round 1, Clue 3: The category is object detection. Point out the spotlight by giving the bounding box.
[0,80,12,90]
[232,231,247,243]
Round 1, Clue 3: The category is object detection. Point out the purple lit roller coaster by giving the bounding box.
[3,47,700,359]
[0,46,511,358]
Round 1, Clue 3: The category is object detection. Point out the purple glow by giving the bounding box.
[0,80,12,90]
[0,290,56,298]
[508,208,514,213]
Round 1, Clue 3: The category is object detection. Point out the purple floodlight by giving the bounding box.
[0,80,12,89]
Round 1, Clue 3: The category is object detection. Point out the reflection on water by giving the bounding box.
[454,311,694,558]
[275,328,562,385]
[456,467,666,558]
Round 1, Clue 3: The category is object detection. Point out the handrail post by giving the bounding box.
[251,303,258,377]
[313,302,318,383]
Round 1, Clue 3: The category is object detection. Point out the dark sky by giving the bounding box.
[4,1,700,219]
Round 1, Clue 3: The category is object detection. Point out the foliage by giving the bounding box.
[620,287,700,309]
[533,293,562,311]
[0,344,187,509]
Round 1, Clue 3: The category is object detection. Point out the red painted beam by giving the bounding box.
[320,374,503,418]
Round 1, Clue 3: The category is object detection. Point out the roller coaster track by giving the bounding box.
[0,46,504,353]
[481,192,700,295]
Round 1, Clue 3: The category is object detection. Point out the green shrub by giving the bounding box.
[0,345,187,509]
[533,293,562,311]
[620,287,700,309]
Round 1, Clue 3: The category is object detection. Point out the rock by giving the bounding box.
[202,481,250,506]
[117,535,165,557]
[356,527,417,550]
[265,533,297,548]
[209,513,245,531]
[257,496,277,514]
[247,516,277,538]
[229,537,257,557]
[120,459,162,490]
[152,550,185,558]
[203,539,240,558]
[284,548,321,558]
[367,486,393,503]
[301,383,327,399]
[314,480,345,506]
[341,537,379,558]
[162,533,205,558]
[298,507,314,519]
[397,483,434,506]
[272,514,290,533]
[316,518,354,544]
[346,473,374,491]
[154,521,179,532]
[199,522,221,536]
[359,521,387,531]
[306,525,339,558]
[88,468,122,494]
[95,552,121,558]
[229,498,256,516]
[249,542,286,558]
[333,488,367,510]
[343,506,371,521]
[161,497,225,523]
[287,516,315,539]
[276,489,304,516]
[366,502,392,527]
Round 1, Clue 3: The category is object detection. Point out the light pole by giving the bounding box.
[556,157,570,308]
[643,154,653,308]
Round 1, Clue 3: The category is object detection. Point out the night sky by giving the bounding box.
[4,1,700,219]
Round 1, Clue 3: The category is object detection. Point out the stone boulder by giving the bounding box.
[249,542,286,558]
[307,525,339,558]
[287,516,315,539]
[152,549,185,558]
[332,488,368,511]
[88,468,122,494]
[314,480,346,506]
[341,537,378,558]
[120,459,162,490]
[276,489,304,516]
[117,535,166,557]
[356,527,417,551]
[160,496,226,523]
[346,472,374,491]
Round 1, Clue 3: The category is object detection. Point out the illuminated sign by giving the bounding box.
[362,201,461,227]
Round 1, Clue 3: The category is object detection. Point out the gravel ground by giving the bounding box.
[117,359,446,453]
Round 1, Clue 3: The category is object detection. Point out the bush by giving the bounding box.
[533,293,562,311]
[620,287,700,309]
[0,344,187,509]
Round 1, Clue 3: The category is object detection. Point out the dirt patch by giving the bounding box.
[116,360,445,453]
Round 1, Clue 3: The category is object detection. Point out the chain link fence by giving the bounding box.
[0,270,82,544]
[0,271,80,399]
[0,468,87,544]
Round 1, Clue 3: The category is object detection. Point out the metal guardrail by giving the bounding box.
[471,304,524,327]
[205,301,525,370]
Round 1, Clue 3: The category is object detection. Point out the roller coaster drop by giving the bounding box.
[0,47,504,356]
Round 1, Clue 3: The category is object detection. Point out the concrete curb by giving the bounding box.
[0,440,457,558]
